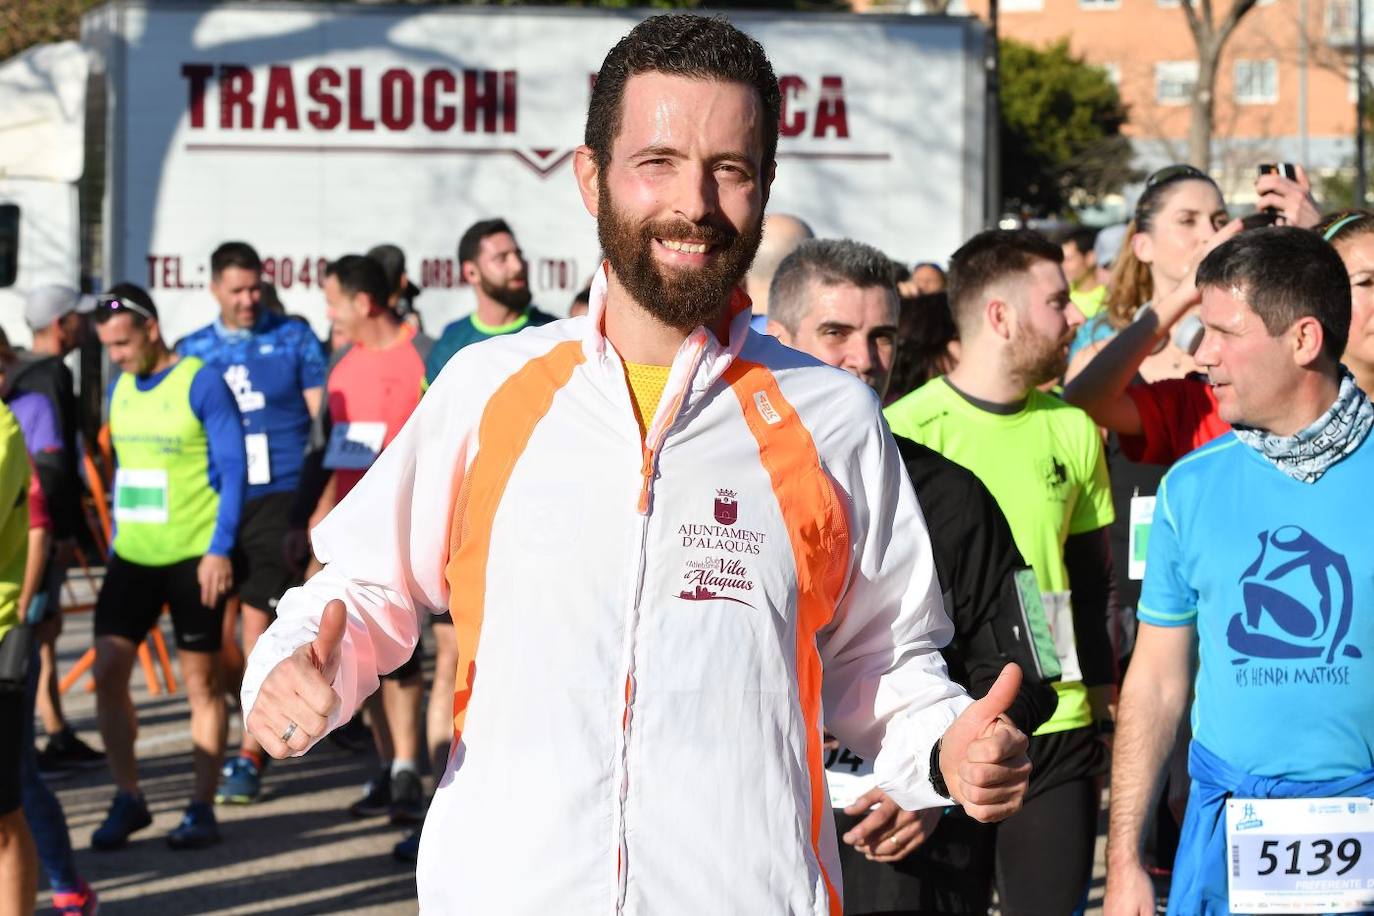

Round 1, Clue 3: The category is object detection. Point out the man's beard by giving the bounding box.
[478,275,532,312]
[597,181,763,333]
[1008,326,1074,389]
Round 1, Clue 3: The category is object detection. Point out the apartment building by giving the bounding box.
[860,0,1367,204]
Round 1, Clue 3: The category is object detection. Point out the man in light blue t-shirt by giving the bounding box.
[1105,227,1374,916]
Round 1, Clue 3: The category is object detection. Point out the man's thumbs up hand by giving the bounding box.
[311,599,347,682]
[937,664,1032,823]
[247,600,348,758]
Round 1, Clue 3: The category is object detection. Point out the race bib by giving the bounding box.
[825,745,876,810]
[113,468,169,524]
[245,433,271,486]
[1128,495,1155,581]
[1041,590,1082,683]
[1227,796,1374,913]
[323,422,387,471]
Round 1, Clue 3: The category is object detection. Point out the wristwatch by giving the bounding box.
[929,739,950,798]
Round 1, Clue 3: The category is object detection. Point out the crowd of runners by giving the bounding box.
[1,12,1372,916]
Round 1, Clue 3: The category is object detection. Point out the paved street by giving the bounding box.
[43,578,421,915]
[40,574,1113,915]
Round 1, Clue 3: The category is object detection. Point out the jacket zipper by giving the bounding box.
[614,341,704,912]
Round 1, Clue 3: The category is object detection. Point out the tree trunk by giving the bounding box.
[1189,40,1219,169]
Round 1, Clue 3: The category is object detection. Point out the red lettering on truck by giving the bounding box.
[180,63,519,134]
[219,65,254,129]
[307,67,342,130]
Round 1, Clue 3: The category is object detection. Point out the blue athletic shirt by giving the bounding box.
[106,362,246,557]
[177,311,328,500]
[1140,431,1374,781]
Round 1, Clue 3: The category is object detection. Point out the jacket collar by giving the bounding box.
[583,261,754,443]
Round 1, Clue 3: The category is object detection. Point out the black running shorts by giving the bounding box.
[94,555,224,653]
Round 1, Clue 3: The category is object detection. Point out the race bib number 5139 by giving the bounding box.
[1227,797,1374,913]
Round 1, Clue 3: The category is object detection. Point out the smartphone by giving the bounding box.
[1257,163,1298,218]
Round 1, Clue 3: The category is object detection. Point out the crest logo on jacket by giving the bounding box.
[714,489,738,526]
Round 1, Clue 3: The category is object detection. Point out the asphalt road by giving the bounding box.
[38,577,1114,915]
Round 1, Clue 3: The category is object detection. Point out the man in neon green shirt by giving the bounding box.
[0,401,38,911]
[886,229,1115,914]
[1062,227,1107,320]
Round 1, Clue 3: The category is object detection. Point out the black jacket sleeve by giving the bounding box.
[897,437,1059,736]
[1062,525,1118,690]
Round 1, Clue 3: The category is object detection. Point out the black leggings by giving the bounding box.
[995,727,1103,916]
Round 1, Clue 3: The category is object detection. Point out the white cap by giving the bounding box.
[24,285,96,331]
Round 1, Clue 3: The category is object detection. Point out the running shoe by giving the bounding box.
[38,731,105,774]
[91,792,152,850]
[166,801,221,849]
[215,755,263,805]
[52,879,99,916]
[393,828,421,864]
[347,768,392,818]
[389,769,425,826]
[328,714,374,754]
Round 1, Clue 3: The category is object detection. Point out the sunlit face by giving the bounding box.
[1061,241,1094,287]
[1194,284,1299,431]
[1335,233,1374,380]
[1006,260,1082,388]
[578,72,770,331]
[95,312,161,376]
[465,232,531,311]
[1136,180,1229,292]
[773,281,898,397]
[211,265,263,331]
[322,275,373,343]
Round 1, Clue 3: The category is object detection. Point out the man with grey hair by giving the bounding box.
[745,213,814,330]
[767,238,900,393]
[772,237,1060,915]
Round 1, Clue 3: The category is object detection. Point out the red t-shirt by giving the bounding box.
[327,325,430,500]
[28,459,50,532]
[1119,376,1231,466]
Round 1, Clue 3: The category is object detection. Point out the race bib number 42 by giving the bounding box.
[1227,797,1374,913]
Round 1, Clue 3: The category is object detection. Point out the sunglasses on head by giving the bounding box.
[1144,164,1210,190]
[95,295,154,322]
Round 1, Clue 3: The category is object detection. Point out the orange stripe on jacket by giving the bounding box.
[445,340,586,740]
[724,360,851,916]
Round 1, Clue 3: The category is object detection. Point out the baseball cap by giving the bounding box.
[366,244,421,302]
[1093,223,1129,269]
[24,285,96,331]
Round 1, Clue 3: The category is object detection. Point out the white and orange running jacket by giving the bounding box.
[243,271,972,915]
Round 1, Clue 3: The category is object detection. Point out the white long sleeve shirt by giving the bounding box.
[243,272,971,914]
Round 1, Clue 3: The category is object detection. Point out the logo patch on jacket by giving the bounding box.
[714,488,738,525]
[676,489,768,608]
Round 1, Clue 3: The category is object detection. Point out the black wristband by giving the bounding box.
[929,738,950,798]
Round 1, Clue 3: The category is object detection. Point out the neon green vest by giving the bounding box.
[110,357,218,566]
[0,403,28,643]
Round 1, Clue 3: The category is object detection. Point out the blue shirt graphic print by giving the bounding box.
[177,311,327,500]
[1139,432,1374,782]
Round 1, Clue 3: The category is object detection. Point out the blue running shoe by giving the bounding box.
[166,801,220,849]
[393,828,421,864]
[215,755,263,805]
[91,792,152,850]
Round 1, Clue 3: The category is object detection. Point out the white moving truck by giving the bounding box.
[0,1,987,346]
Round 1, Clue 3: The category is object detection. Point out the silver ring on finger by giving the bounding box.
[280,720,298,743]
[886,834,901,846]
